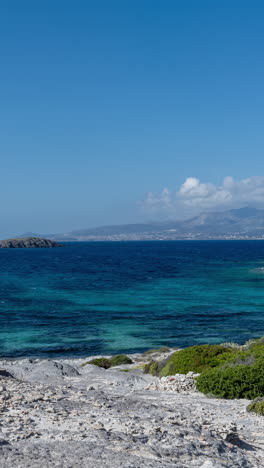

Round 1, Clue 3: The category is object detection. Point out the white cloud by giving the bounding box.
[141,176,264,218]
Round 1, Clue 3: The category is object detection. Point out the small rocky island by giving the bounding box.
[0,237,61,248]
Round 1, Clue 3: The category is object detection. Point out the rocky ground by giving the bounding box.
[0,351,264,467]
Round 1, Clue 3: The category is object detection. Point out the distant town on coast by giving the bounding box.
[15,207,264,242]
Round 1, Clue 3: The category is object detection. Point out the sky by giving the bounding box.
[1,1,264,236]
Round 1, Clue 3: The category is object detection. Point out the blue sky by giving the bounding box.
[1,1,264,236]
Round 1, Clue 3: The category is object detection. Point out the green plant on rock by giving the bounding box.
[196,362,264,399]
[158,344,239,377]
[247,339,264,357]
[110,354,133,366]
[144,360,159,376]
[229,340,264,367]
[247,398,264,415]
[82,354,133,369]
[142,337,264,400]
[88,358,112,369]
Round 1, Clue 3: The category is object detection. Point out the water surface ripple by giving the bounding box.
[1,240,264,357]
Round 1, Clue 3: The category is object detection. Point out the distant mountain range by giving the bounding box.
[18,207,264,241]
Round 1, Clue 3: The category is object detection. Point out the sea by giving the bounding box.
[1,240,264,358]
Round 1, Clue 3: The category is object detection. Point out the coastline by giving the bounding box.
[0,347,264,467]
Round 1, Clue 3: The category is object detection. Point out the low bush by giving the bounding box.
[143,338,264,400]
[110,354,133,366]
[85,354,133,369]
[88,358,112,369]
[229,339,264,367]
[248,339,264,357]
[196,362,264,399]
[158,344,239,377]
[247,398,264,415]
[144,360,159,376]
[194,339,264,399]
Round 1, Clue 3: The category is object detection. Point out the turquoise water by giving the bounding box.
[1,241,264,357]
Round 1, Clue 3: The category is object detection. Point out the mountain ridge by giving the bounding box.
[16,207,264,241]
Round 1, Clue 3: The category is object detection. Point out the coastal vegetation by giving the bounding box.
[110,354,133,366]
[83,354,133,369]
[144,338,264,400]
[144,344,239,377]
[247,397,264,415]
[86,358,112,369]
[160,344,237,376]
[196,363,264,399]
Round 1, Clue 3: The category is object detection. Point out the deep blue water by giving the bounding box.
[1,241,264,358]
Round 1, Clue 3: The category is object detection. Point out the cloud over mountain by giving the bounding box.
[142,176,264,217]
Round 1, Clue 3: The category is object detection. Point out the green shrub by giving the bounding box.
[229,340,264,367]
[110,354,133,366]
[196,362,264,399]
[141,337,264,400]
[248,340,264,356]
[247,398,264,415]
[83,354,133,369]
[88,358,112,369]
[144,360,159,376]
[158,344,238,377]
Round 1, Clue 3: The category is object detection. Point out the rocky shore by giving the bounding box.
[0,350,264,467]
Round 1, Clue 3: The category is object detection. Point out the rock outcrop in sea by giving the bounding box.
[0,237,61,248]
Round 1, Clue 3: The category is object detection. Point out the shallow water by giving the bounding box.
[1,240,264,357]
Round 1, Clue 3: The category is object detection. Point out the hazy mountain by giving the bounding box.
[69,221,181,236]
[18,207,264,241]
[181,207,264,236]
[18,232,43,238]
